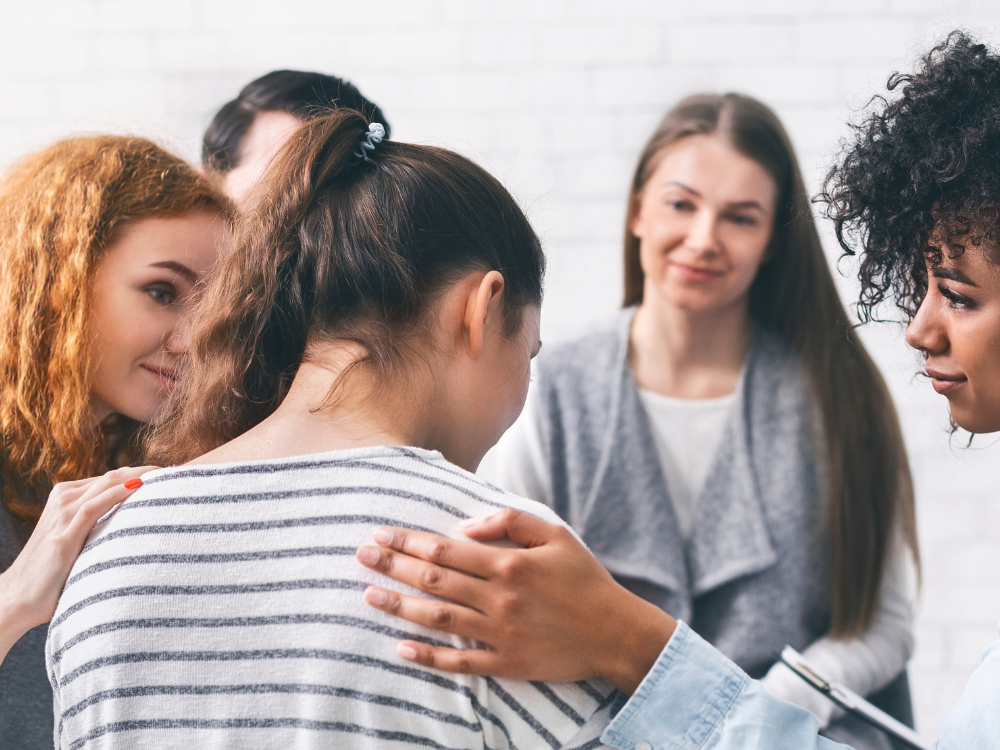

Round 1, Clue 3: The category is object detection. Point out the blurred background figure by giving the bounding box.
[482,93,918,749]
[201,70,390,204]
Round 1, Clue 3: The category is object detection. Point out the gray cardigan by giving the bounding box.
[535,308,831,679]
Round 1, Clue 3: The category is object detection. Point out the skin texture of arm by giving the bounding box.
[0,467,153,666]
[356,508,676,695]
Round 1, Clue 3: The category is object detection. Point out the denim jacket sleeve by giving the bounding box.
[934,633,1000,749]
[600,620,1000,750]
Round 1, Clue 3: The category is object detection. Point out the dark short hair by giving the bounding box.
[202,70,390,172]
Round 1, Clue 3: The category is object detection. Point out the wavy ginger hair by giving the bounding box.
[0,135,229,523]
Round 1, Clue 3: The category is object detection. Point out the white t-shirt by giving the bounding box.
[48,446,615,749]
[636,387,737,539]
[480,382,916,729]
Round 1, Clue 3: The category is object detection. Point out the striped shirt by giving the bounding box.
[46,446,616,749]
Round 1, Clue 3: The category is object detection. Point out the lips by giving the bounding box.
[670,261,725,282]
[142,364,180,390]
[925,368,967,396]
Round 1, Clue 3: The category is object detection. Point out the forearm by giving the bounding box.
[601,595,677,695]
[0,570,36,666]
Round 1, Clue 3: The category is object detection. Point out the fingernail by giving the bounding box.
[372,529,393,545]
[460,517,483,528]
[364,587,388,606]
[357,546,380,565]
[123,478,143,490]
[398,643,418,660]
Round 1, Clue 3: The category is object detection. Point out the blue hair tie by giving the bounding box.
[353,122,386,162]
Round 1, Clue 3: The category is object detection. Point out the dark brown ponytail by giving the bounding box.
[148,109,545,465]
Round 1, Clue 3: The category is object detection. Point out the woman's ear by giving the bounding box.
[465,271,505,359]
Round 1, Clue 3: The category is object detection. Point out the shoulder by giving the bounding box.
[747,326,811,397]
[537,311,627,375]
[487,484,568,527]
[534,310,631,408]
[407,449,569,529]
[750,326,800,369]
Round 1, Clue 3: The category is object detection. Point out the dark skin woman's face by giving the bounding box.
[906,242,1000,434]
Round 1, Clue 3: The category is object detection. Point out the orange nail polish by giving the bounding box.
[123,478,143,490]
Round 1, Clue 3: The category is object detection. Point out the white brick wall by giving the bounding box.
[2,0,999,741]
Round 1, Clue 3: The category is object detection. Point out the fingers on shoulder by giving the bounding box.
[505,509,568,548]
[397,641,496,676]
[363,586,488,639]
[382,529,457,566]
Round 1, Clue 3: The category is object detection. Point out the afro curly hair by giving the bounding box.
[822,30,1000,322]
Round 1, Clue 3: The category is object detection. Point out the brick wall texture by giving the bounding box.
[1,0,998,742]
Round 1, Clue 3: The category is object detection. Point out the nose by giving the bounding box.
[905,292,948,356]
[684,208,721,256]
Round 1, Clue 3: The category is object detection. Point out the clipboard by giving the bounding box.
[780,646,932,750]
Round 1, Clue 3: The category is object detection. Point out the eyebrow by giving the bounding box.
[665,181,767,212]
[932,266,977,287]
[150,261,199,283]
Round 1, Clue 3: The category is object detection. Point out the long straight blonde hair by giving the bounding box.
[623,93,918,637]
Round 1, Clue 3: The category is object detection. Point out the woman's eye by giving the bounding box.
[938,284,976,310]
[728,214,757,227]
[667,200,693,212]
[146,286,176,306]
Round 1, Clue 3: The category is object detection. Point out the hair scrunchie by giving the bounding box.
[353,122,386,162]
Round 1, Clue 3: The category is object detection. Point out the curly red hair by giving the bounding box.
[0,135,230,523]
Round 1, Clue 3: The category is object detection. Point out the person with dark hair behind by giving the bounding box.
[203,69,390,204]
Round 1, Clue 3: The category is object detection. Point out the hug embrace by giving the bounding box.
[0,30,998,750]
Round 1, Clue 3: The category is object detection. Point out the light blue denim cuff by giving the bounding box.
[600,620,749,750]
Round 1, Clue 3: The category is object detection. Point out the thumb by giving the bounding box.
[461,508,562,548]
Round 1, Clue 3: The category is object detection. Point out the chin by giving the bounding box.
[113,397,166,425]
[666,295,726,314]
[949,402,1000,435]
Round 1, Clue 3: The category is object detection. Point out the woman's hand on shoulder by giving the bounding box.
[0,467,155,635]
[356,508,677,694]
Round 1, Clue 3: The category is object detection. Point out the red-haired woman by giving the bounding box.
[0,136,230,747]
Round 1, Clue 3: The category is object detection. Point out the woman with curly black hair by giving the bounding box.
[354,31,1000,748]
[824,31,1000,432]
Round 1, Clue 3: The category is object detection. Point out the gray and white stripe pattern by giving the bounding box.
[47,446,615,749]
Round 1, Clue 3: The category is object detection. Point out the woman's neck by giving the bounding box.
[630,292,752,399]
[190,345,433,466]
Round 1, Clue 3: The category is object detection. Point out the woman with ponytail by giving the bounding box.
[47,110,622,749]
